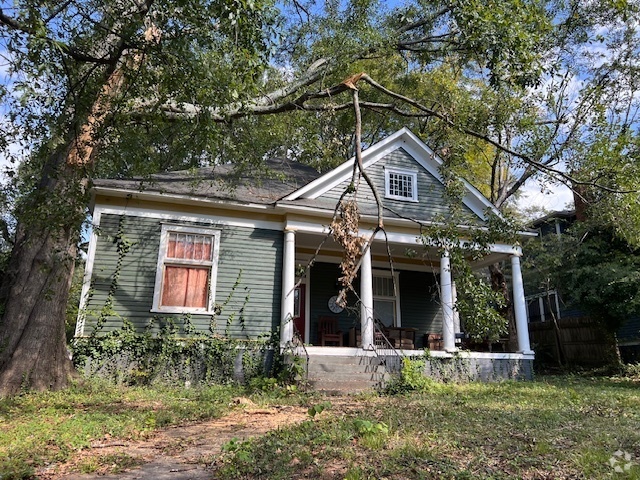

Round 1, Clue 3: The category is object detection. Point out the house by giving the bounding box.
[76,128,535,388]
[525,210,640,365]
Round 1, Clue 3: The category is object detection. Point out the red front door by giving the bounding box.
[293,285,306,342]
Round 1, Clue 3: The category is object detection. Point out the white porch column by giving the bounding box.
[360,245,374,349]
[280,229,296,348]
[440,250,456,351]
[511,254,534,354]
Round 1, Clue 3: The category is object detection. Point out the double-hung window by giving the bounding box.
[385,168,418,202]
[152,224,220,313]
[372,271,401,328]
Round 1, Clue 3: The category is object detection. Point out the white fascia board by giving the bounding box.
[93,203,284,231]
[279,202,532,240]
[93,186,274,214]
[285,217,521,255]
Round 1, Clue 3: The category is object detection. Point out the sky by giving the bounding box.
[516,180,574,216]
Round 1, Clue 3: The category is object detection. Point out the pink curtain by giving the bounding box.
[161,266,209,308]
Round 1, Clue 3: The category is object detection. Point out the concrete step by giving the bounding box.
[306,355,384,366]
[307,371,390,383]
[308,379,381,394]
[306,362,385,374]
[299,354,399,393]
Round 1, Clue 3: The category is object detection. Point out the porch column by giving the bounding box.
[360,244,374,349]
[511,254,534,354]
[280,229,296,348]
[440,250,456,352]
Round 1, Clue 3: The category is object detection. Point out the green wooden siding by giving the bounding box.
[321,148,481,223]
[399,270,443,348]
[84,214,282,339]
[309,262,443,347]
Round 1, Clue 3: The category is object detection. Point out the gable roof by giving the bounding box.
[91,128,503,225]
[92,158,321,206]
[283,127,501,221]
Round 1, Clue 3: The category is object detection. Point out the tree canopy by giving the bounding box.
[0,0,639,394]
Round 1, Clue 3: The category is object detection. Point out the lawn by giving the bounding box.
[213,376,640,480]
[0,375,638,479]
[0,380,245,478]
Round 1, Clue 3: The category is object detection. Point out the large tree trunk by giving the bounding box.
[0,36,134,395]
[0,151,84,396]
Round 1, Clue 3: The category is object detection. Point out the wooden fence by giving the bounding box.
[528,316,618,366]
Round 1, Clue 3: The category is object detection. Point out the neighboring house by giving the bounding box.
[76,128,535,385]
[525,210,640,365]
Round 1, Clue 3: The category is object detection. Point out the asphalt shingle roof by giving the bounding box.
[92,158,321,205]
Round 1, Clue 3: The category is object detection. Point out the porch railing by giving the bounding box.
[370,322,403,388]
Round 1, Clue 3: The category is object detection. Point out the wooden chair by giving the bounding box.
[425,333,443,350]
[318,316,343,346]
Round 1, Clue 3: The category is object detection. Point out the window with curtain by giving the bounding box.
[152,225,220,313]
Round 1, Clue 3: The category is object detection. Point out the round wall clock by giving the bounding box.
[327,295,344,313]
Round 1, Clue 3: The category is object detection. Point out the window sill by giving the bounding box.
[384,195,419,203]
[150,307,216,315]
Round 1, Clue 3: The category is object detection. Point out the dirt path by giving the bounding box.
[39,399,314,480]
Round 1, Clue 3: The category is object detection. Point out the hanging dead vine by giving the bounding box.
[331,199,365,301]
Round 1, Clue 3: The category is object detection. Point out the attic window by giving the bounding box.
[385,168,418,202]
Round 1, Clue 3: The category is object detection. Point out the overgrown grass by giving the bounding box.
[2,375,639,479]
[0,379,247,479]
[214,376,640,479]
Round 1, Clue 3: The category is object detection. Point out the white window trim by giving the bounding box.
[372,269,402,327]
[151,224,221,314]
[384,167,418,202]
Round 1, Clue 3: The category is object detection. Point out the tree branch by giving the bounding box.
[0,9,116,65]
[351,86,384,229]
[139,66,637,196]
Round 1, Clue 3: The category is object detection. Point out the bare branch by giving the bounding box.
[43,0,74,24]
[397,7,452,34]
[397,31,460,49]
[351,86,384,229]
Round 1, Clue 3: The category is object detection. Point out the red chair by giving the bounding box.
[318,316,343,346]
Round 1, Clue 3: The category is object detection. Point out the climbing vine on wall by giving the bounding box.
[72,216,280,386]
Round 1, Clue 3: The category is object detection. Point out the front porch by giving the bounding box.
[279,224,535,386]
[295,347,534,392]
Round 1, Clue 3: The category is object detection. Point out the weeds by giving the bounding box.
[385,357,441,394]
[0,379,242,478]
[213,376,640,479]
